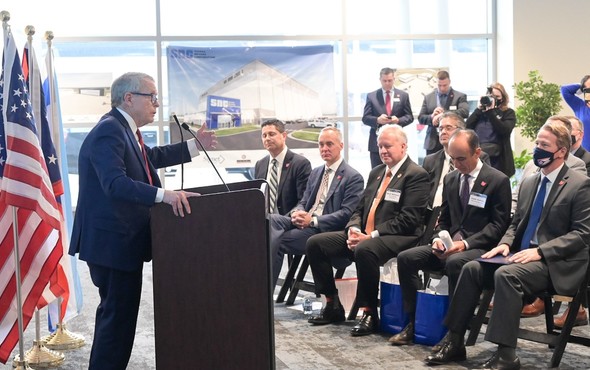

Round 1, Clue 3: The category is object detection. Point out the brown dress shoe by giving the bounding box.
[554,305,588,329]
[520,297,544,317]
[388,322,414,345]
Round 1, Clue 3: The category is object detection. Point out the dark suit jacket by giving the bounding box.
[292,160,364,232]
[466,107,516,177]
[255,149,311,215]
[573,146,590,177]
[437,163,511,250]
[362,88,414,153]
[69,108,191,271]
[501,166,590,295]
[347,157,429,237]
[422,149,491,208]
[418,88,469,151]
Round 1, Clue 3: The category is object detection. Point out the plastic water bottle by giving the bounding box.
[303,297,313,315]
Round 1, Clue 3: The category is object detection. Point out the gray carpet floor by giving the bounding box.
[6,260,590,369]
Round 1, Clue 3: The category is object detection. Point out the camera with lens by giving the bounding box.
[479,87,495,108]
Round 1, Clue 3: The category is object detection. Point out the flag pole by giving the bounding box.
[15,25,65,368]
[41,29,85,351]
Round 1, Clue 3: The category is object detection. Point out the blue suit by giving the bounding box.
[269,160,364,286]
[69,108,191,370]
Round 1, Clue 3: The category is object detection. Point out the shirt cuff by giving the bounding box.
[155,188,165,203]
[463,240,470,250]
[187,139,200,157]
[370,230,379,238]
[310,216,318,228]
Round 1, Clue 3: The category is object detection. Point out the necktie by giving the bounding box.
[385,91,392,116]
[460,174,470,212]
[268,159,279,213]
[136,129,153,185]
[309,168,331,216]
[365,170,393,234]
[448,158,455,173]
[439,93,448,108]
[520,177,550,250]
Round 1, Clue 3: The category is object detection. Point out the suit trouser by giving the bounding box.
[444,259,550,348]
[88,263,143,370]
[269,214,318,287]
[306,230,418,315]
[397,245,485,314]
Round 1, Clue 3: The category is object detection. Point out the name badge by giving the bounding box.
[393,98,401,103]
[449,105,457,111]
[468,192,487,208]
[385,189,401,203]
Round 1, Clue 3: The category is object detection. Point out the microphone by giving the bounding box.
[172,115,185,190]
[177,119,230,192]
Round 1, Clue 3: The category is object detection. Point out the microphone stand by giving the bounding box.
[180,122,231,192]
[172,115,185,190]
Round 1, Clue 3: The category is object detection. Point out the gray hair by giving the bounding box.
[111,72,154,108]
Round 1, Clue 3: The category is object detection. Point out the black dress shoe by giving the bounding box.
[307,302,345,325]
[480,351,521,370]
[431,331,450,353]
[388,322,414,345]
[425,340,466,365]
[350,311,378,336]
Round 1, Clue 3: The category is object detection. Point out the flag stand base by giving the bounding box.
[12,359,33,370]
[13,340,64,368]
[43,323,85,350]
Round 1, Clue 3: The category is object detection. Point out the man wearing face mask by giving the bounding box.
[426,117,590,369]
[510,116,587,317]
[567,116,590,176]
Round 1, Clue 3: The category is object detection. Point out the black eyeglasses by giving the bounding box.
[130,92,158,104]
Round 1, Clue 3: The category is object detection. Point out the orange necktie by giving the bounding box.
[136,129,153,185]
[365,170,393,234]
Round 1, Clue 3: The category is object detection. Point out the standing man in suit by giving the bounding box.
[390,130,511,346]
[362,67,414,168]
[306,125,430,336]
[426,118,590,369]
[419,70,469,155]
[569,116,590,176]
[422,111,491,208]
[69,72,216,370]
[255,119,311,215]
[269,127,364,287]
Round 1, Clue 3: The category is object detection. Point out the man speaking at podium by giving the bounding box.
[69,72,215,370]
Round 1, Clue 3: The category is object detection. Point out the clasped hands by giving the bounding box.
[291,210,311,229]
[377,114,399,126]
[347,227,370,250]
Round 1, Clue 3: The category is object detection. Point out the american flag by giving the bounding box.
[0,27,63,364]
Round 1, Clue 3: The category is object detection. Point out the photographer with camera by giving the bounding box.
[466,82,516,177]
[561,75,590,150]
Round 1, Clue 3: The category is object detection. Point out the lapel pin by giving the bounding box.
[480,181,487,187]
[337,175,342,180]
[559,180,565,186]
[397,173,402,178]
[285,163,290,168]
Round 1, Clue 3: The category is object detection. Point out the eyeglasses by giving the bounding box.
[437,125,457,133]
[130,92,158,105]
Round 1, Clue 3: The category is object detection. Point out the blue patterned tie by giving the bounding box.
[520,177,549,250]
[460,174,470,212]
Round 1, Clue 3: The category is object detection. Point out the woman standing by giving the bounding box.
[466,82,516,177]
[561,75,590,150]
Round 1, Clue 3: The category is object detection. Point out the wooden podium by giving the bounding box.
[151,180,275,369]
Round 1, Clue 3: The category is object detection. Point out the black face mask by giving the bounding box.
[533,147,559,168]
[572,135,577,145]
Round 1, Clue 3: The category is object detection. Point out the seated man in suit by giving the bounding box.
[426,117,590,369]
[422,111,490,208]
[418,70,470,155]
[362,67,414,168]
[568,115,590,176]
[306,125,430,336]
[269,127,364,288]
[255,119,311,215]
[390,129,511,346]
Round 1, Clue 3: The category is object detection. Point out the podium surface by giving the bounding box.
[151,180,274,369]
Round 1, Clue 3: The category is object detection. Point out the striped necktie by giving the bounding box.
[268,159,279,213]
[309,168,331,216]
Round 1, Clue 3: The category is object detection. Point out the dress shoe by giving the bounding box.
[431,331,450,353]
[425,340,466,365]
[554,305,588,329]
[307,302,345,325]
[520,297,544,317]
[480,351,521,370]
[388,322,414,345]
[350,311,378,336]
